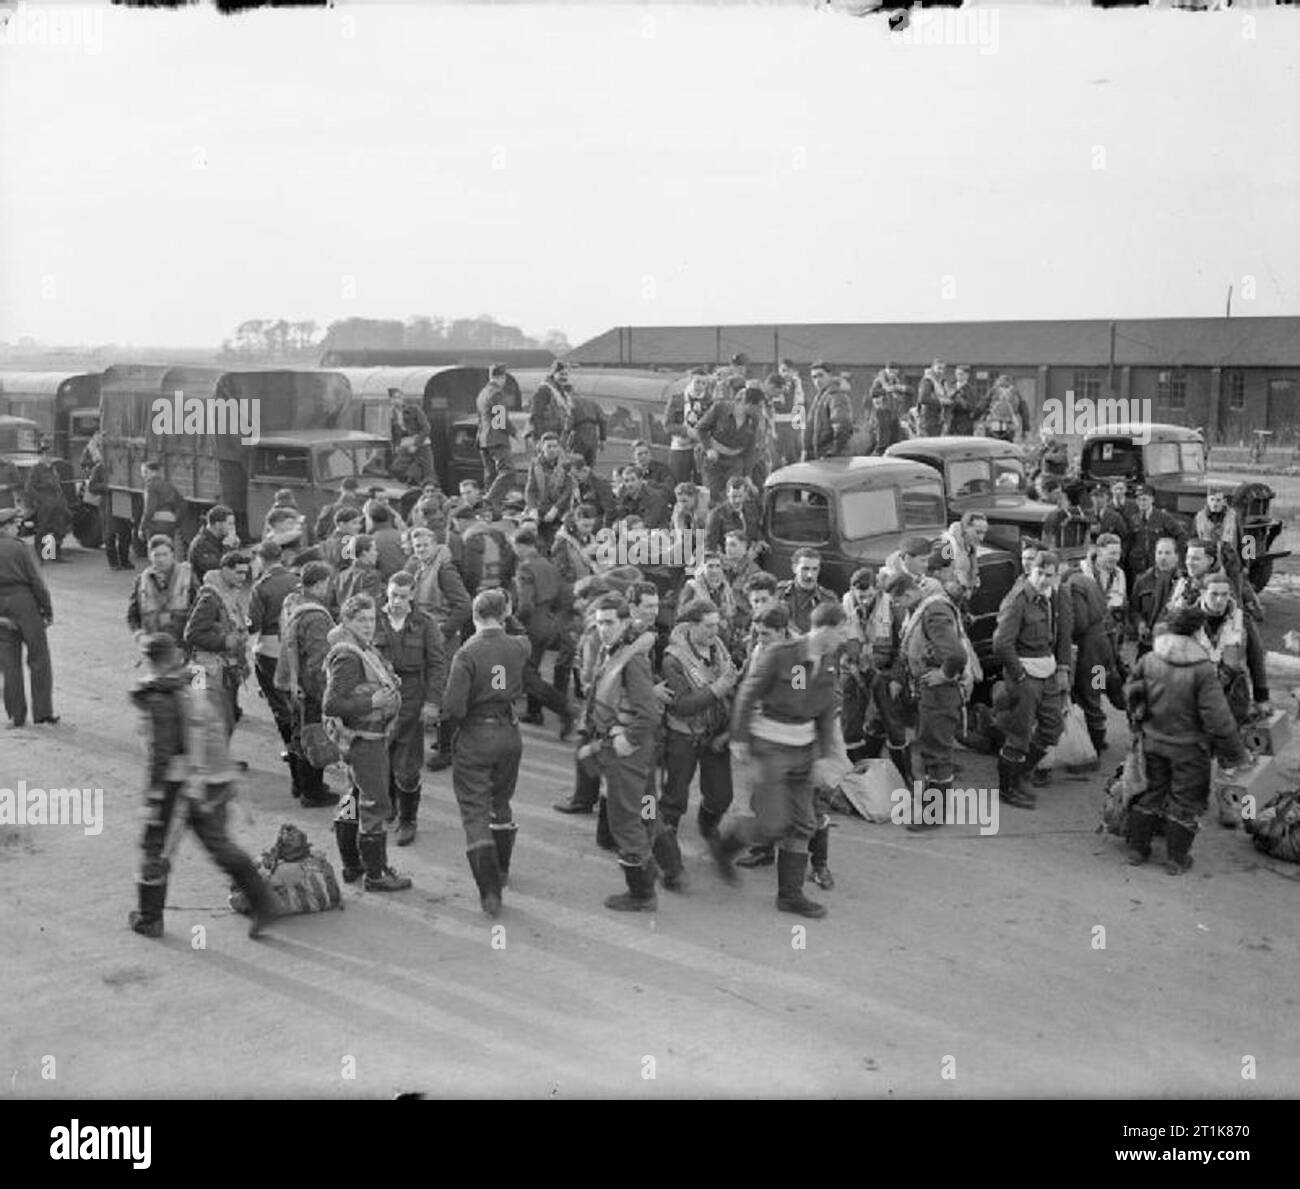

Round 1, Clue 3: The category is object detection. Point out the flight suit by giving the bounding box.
[476,380,515,491]
[443,624,529,912]
[514,552,571,727]
[247,564,301,783]
[584,627,674,909]
[375,607,446,842]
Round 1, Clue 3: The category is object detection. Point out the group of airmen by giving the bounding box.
[0,355,1275,940]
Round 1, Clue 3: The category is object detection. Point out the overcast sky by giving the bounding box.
[1,2,1297,349]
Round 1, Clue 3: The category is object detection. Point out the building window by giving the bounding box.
[973,372,992,403]
[1158,372,1187,411]
[1071,371,1101,402]
[1226,372,1246,412]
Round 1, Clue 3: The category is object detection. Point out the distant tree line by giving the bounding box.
[219,315,570,362]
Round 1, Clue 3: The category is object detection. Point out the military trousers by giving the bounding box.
[599,739,655,863]
[0,591,53,724]
[995,671,1065,758]
[732,737,816,854]
[338,736,392,836]
[660,729,733,828]
[452,719,521,848]
[916,680,963,783]
[1131,739,1212,831]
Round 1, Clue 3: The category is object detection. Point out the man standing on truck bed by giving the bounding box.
[476,363,516,493]
[803,362,853,461]
[1124,484,1186,588]
[563,388,608,470]
[388,388,437,490]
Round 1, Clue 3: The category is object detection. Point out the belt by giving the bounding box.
[463,713,517,726]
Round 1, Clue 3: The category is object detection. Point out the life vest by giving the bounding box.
[136,563,194,637]
[1199,606,1245,672]
[943,524,979,593]
[274,598,331,694]
[322,636,401,753]
[590,632,656,735]
[663,637,734,737]
[1194,507,1239,558]
[901,591,978,700]
[408,546,453,620]
[1084,559,1126,610]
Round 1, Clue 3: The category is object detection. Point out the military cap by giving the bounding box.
[900,534,934,557]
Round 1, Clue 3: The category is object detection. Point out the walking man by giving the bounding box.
[992,549,1072,809]
[577,594,681,910]
[710,602,849,917]
[374,571,445,847]
[442,590,529,917]
[128,634,279,940]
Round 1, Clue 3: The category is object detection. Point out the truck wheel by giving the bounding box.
[1248,558,1274,591]
[71,504,102,548]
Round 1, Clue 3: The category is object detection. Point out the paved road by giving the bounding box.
[2,551,1298,1098]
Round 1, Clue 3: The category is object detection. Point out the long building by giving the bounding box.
[568,317,1300,445]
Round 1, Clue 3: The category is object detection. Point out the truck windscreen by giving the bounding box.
[317,443,390,481]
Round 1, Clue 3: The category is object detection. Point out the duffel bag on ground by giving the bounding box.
[230,824,343,915]
[1244,789,1300,863]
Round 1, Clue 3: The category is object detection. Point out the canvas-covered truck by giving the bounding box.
[0,413,74,541]
[329,365,492,500]
[0,371,104,545]
[760,457,1017,665]
[100,365,402,547]
[1078,422,1289,590]
[0,371,102,470]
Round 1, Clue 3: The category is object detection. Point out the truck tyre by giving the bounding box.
[71,502,102,548]
[1248,558,1273,591]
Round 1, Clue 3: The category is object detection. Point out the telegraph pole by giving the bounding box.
[1107,320,1116,398]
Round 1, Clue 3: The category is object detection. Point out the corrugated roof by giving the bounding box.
[571,318,1300,369]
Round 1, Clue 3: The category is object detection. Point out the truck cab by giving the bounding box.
[248,431,403,536]
[1078,422,1288,589]
[885,435,1088,560]
[759,456,1017,663]
[0,414,74,538]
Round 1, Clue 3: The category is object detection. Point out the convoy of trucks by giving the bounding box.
[0,365,1288,601]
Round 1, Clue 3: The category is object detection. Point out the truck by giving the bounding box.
[759,456,1018,664]
[885,435,1090,561]
[1077,422,1288,589]
[100,364,404,548]
[0,371,101,544]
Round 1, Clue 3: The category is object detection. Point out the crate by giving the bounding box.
[1241,710,1292,757]
[1212,755,1290,827]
